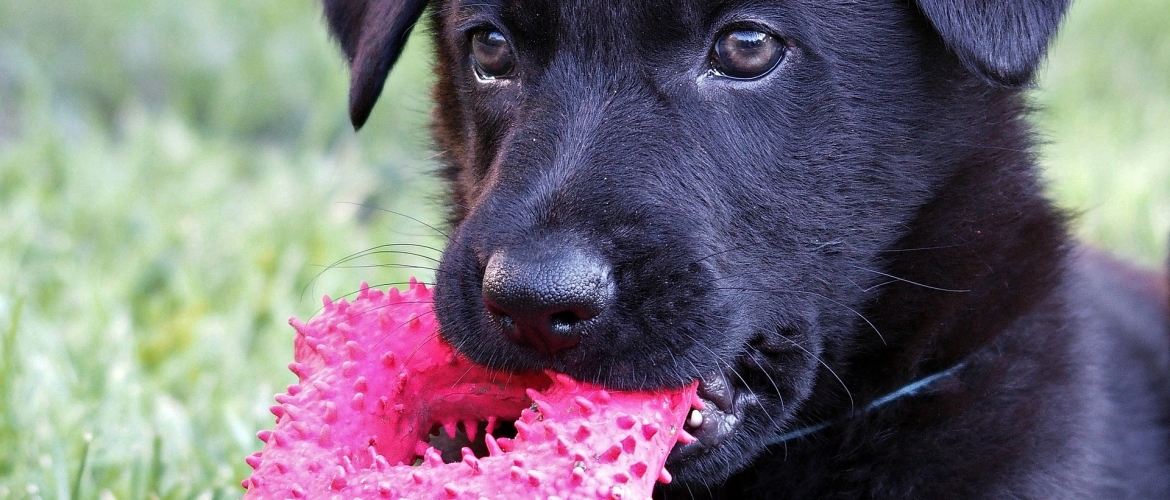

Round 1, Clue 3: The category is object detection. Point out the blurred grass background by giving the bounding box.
[0,0,1166,498]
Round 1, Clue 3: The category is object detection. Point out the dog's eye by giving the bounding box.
[711,30,785,80]
[471,29,515,80]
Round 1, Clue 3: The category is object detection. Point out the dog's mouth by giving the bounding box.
[664,332,806,478]
[669,366,758,463]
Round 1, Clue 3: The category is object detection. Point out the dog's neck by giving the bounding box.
[845,90,1069,404]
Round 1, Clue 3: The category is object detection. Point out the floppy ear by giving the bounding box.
[914,0,1070,86]
[323,0,429,129]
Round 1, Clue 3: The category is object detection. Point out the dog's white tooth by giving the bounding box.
[687,409,704,429]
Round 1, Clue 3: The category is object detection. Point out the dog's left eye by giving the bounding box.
[471,29,515,80]
[710,29,785,80]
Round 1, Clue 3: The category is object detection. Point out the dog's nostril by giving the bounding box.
[549,310,584,327]
[481,247,613,356]
[547,309,593,337]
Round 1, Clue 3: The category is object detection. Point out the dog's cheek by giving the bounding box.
[433,234,486,357]
[618,259,734,377]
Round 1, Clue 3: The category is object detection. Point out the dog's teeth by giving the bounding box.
[687,409,703,428]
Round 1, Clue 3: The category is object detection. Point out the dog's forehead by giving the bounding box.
[441,0,749,43]
[450,0,705,25]
[437,0,891,62]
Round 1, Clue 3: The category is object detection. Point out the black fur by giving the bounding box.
[323,0,426,128]
[914,0,1071,86]
[322,0,1170,497]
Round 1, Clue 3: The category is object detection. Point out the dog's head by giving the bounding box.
[323,0,1069,486]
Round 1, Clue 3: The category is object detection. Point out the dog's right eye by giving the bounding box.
[710,29,785,80]
[471,29,515,80]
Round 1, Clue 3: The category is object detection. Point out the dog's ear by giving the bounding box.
[914,0,1070,87]
[323,0,429,129]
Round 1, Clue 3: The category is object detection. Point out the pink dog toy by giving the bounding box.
[243,280,699,499]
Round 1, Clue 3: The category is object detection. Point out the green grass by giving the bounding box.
[0,0,1166,498]
[1035,0,1170,266]
[0,0,441,497]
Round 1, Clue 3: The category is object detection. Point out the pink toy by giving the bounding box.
[243,280,700,499]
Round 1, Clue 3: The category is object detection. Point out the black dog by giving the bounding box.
[321,0,1170,497]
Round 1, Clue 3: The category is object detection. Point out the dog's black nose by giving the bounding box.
[481,247,613,356]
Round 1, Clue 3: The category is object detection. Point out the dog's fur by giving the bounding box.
[321,1,1170,497]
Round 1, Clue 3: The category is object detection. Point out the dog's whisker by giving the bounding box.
[318,263,440,272]
[450,365,477,389]
[688,242,758,266]
[747,353,786,416]
[807,239,845,252]
[849,264,970,293]
[877,242,970,253]
[714,286,886,346]
[854,278,899,292]
[309,294,435,319]
[366,280,440,290]
[774,331,855,412]
[336,201,452,241]
[345,247,444,262]
[370,310,440,358]
[724,360,777,428]
[302,242,446,299]
[841,272,901,295]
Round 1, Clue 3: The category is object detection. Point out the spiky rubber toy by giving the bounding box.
[243,280,700,499]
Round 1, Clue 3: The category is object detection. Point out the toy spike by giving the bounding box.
[322,402,338,423]
[442,419,460,441]
[615,415,636,430]
[641,423,659,440]
[555,437,571,456]
[463,419,480,443]
[575,396,596,416]
[599,445,622,463]
[621,436,637,453]
[629,461,648,478]
[575,424,592,442]
[485,433,504,457]
[424,447,444,467]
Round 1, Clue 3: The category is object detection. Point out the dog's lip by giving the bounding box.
[669,371,749,463]
[697,371,736,412]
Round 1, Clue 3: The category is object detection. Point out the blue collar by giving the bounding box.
[766,361,968,446]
